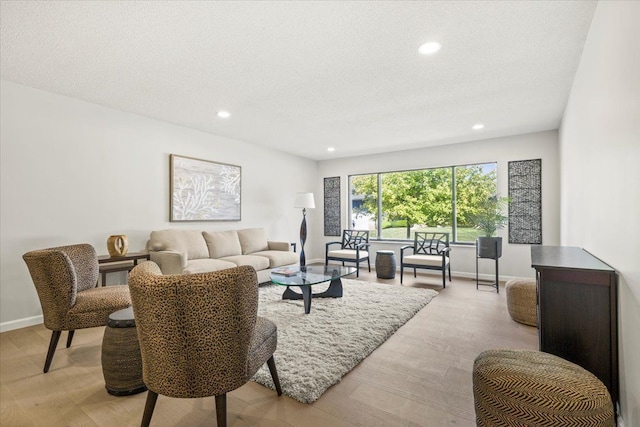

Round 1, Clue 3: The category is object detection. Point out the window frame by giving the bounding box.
[348,162,497,245]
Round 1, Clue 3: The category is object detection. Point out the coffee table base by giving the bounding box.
[281,276,343,314]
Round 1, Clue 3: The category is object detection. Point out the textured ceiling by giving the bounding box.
[1,1,597,160]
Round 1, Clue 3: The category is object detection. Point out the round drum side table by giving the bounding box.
[375,250,397,279]
[101,306,146,396]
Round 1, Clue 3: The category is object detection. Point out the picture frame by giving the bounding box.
[170,154,241,221]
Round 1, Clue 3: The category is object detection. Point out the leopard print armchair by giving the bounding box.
[22,243,131,373]
[128,261,282,427]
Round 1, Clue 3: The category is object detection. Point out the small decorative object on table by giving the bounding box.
[106,234,128,257]
[272,267,299,277]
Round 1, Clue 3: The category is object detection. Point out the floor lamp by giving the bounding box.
[294,192,315,267]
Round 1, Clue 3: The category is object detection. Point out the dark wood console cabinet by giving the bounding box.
[531,246,618,408]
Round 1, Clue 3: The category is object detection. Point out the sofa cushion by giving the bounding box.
[251,250,298,268]
[219,255,270,271]
[237,228,269,255]
[203,230,242,259]
[149,230,209,260]
[182,259,237,274]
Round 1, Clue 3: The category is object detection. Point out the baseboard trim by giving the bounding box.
[616,403,624,427]
[0,315,43,333]
[453,271,522,284]
[324,259,523,284]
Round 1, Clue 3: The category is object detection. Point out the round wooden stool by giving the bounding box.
[101,306,146,396]
[375,250,396,279]
[505,278,537,326]
[473,349,614,426]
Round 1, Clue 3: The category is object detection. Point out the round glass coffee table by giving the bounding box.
[270,265,356,314]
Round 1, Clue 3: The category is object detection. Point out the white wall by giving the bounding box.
[316,130,560,281]
[559,1,640,424]
[0,80,317,330]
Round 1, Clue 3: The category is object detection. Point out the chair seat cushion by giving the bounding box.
[67,285,131,329]
[327,249,369,260]
[403,254,444,267]
[219,255,270,271]
[251,250,298,268]
[246,316,278,378]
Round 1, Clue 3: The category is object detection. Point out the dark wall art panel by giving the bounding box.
[324,177,341,236]
[508,159,542,244]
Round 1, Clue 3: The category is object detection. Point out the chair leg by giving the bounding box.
[367,258,371,272]
[400,266,404,284]
[448,263,452,281]
[43,330,62,373]
[215,394,227,427]
[356,259,360,277]
[413,268,417,278]
[66,330,75,348]
[267,355,283,396]
[141,390,158,427]
[442,270,446,288]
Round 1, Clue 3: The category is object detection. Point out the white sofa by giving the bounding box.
[147,228,298,283]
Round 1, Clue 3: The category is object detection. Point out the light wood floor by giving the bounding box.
[1,269,538,426]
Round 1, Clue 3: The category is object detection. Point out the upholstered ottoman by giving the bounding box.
[505,278,537,326]
[473,349,614,427]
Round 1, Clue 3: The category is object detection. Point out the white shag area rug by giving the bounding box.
[251,279,438,403]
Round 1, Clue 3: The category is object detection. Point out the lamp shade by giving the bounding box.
[294,192,315,209]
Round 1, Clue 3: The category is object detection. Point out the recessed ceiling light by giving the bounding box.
[217,111,230,119]
[472,123,485,130]
[418,42,441,55]
[327,147,336,152]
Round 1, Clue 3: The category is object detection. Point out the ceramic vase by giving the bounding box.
[107,235,129,257]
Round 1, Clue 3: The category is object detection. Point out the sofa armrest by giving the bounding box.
[149,250,187,274]
[267,241,292,252]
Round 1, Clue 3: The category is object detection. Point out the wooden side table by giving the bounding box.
[97,252,150,286]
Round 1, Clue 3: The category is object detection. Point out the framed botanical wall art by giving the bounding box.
[170,154,241,221]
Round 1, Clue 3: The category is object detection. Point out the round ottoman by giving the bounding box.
[101,307,147,396]
[473,349,614,427]
[505,278,537,326]
[375,250,396,279]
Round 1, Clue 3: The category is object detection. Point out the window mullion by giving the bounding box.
[377,174,382,238]
[452,166,457,243]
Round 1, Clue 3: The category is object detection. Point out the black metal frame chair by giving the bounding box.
[325,230,371,277]
[400,232,451,287]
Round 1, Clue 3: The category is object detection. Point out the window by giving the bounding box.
[349,163,497,243]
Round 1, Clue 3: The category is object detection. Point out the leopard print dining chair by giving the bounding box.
[128,262,282,427]
[22,243,131,373]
